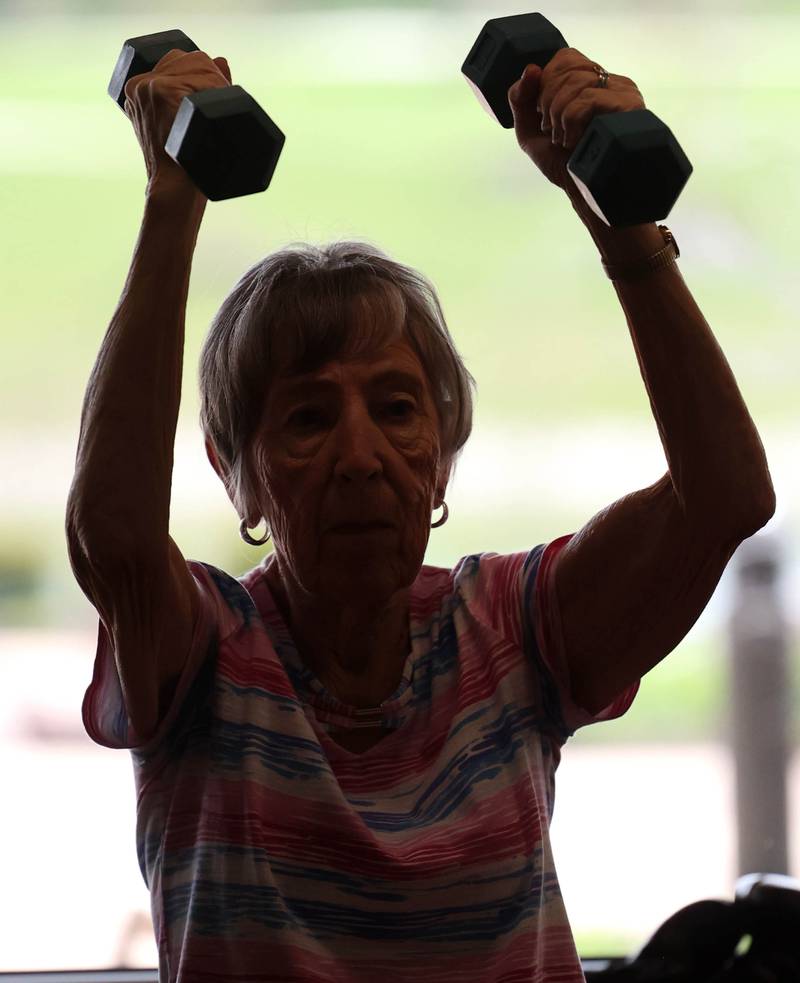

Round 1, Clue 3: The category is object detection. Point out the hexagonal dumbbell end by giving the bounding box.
[108,29,200,111]
[164,86,285,201]
[461,12,567,130]
[567,108,693,228]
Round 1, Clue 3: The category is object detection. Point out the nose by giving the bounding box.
[331,398,386,481]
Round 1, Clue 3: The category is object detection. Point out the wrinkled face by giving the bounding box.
[248,337,448,605]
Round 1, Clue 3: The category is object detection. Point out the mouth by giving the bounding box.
[332,522,394,534]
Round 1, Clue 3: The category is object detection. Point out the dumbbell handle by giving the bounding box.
[462,12,692,226]
[108,29,258,130]
[109,29,285,200]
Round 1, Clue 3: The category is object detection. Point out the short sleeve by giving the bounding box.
[455,540,638,743]
[81,561,229,751]
[532,534,640,738]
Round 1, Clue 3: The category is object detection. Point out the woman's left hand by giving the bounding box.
[507,48,646,195]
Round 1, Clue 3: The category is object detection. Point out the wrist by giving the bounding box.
[566,185,664,265]
[146,177,208,218]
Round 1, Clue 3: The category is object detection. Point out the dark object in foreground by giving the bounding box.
[584,872,800,982]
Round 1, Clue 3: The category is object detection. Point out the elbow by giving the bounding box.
[681,473,777,542]
[730,487,777,540]
[747,474,778,527]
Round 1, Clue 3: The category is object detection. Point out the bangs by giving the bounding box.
[265,270,409,384]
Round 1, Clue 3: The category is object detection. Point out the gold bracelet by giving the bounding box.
[601,225,680,282]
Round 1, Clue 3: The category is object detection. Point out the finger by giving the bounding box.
[213,56,232,83]
[508,64,546,143]
[124,72,146,106]
[547,71,602,140]
[124,47,190,103]
[153,47,194,71]
[533,47,579,123]
[560,89,636,150]
[508,62,541,109]
[157,50,231,85]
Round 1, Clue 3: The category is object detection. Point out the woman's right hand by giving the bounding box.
[123,48,233,198]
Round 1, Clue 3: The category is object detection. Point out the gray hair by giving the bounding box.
[198,239,477,519]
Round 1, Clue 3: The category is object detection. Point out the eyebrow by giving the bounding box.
[275,368,425,401]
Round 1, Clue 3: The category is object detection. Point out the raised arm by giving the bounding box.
[509,49,775,715]
[65,185,205,560]
[65,46,234,556]
[65,49,232,740]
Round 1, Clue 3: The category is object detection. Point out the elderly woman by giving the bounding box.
[67,47,774,983]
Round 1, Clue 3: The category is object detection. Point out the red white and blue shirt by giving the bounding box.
[83,533,639,982]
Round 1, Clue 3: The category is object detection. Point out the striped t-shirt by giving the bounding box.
[82,533,639,982]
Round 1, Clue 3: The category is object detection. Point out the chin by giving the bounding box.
[326,559,416,593]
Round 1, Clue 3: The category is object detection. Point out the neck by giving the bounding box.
[265,559,411,707]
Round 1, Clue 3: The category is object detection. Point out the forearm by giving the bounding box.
[568,192,776,531]
[66,186,206,559]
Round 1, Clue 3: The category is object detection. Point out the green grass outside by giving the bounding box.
[1,16,797,428]
[1,13,798,744]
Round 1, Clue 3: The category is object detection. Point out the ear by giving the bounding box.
[205,437,223,479]
[207,437,259,526]
[436,460,451,505]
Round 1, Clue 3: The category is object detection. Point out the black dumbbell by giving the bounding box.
[108,29,285,201]
[462,12,692,228]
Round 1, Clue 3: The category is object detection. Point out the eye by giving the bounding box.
[288,407,324,429]
[387,400,415,418]
[287,400,415,431]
